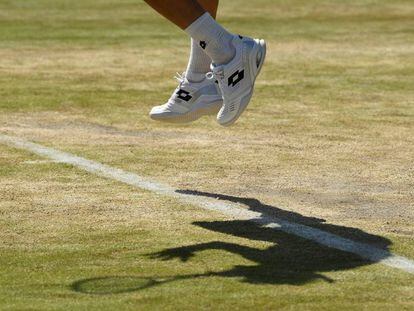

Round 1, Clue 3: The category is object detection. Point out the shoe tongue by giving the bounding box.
[186,72,206,83]
[179,80,192,90]
[212,64,224,73]
[211,66,225,81]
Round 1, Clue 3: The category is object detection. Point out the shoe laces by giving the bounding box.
[206,69,224,82]
[165,72,188,109]
[174,71,186,85]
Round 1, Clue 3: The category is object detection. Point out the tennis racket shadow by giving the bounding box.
[71,274,208,295]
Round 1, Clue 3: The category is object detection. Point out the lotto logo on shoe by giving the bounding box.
[199,41,207,49]
[228,69,245,87]
[176,89,192,101]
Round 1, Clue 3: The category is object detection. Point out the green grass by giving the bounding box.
[1,0,414,309]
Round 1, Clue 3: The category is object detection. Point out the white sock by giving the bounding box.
[185,38,212,82]
[185,13,235,65]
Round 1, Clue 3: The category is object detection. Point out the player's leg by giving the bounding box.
[145,0,266,126]
[143,0,205,30]
[144,0,234,65]
[149,0,224,123]
[185,0,218,83]
[145,0,221,29]
[198,0,219,18]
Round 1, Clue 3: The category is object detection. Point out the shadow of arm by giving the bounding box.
[149,241,255,262]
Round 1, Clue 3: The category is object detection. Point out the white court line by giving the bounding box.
[1,133,414,274]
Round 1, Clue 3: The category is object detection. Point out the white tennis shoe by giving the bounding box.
[210,35,266,126]
[149,72,222,123]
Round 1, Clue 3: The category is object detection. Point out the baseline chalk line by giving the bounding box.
[1,133,414,274]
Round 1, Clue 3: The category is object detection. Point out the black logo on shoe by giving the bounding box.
[228,70,245,87]
[200,41,207,49]
[176,89,192,101]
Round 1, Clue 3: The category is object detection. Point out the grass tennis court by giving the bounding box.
[1,0,413,309]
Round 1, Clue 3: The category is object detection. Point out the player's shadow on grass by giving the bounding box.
[153,190,391,285]
[71,190,392,294]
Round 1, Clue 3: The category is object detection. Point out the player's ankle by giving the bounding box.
[215,40,235,65]
[185,13,235,66]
